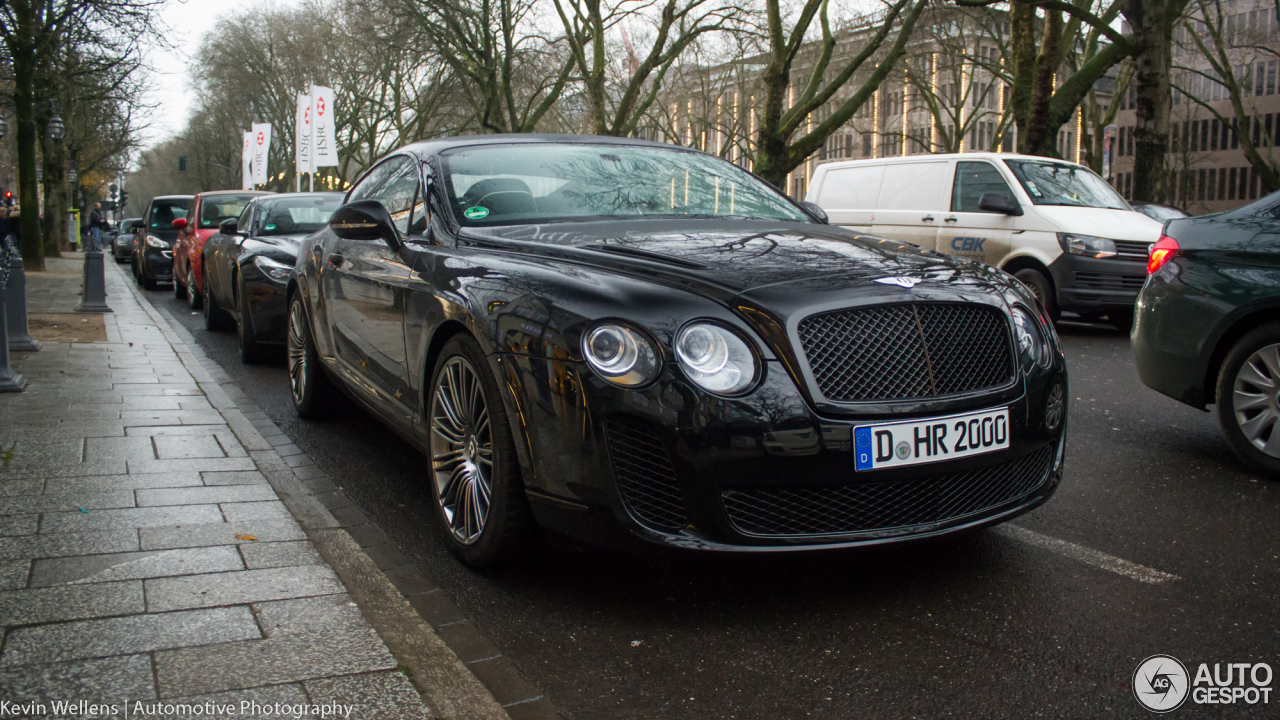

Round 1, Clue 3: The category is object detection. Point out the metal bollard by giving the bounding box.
[0,258,26,393]
[5,242,40,352]
[77,248,112,314]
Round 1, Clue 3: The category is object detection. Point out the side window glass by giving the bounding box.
[347,159,399,205]
[408,185,428,236]
[350,156,419,236]
[951,161,1016,213]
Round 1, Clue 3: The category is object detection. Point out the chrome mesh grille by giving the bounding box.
[605,418,686,531]
[722,444,1055,537]
[797,303,1014,402]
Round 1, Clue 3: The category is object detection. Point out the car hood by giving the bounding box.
[1031,206,1163,242]
[462,219,993,299]
[249,233,309,257]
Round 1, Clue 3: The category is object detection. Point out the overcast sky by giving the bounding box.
[138,0,297,148]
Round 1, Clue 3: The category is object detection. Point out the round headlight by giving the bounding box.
[1012,307,1049,368]
[675,322,757,395]
[582,324,660,387]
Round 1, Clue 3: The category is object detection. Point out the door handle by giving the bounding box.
[944,216,958,223]
[922,215,935,222]
[328,254,344,267]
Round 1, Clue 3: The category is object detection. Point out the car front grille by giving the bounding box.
[1074,272,1146,291]
[721,444,1055,538]
[796,303,1014,402]
[1112,240,1151,260]
[604,417,687,532]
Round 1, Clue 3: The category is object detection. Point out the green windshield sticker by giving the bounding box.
[464,206,490,220]
[264,224,277,231]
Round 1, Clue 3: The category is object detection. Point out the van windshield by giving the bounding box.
[1003,160,1130,210]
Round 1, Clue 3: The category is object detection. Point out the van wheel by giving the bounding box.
[1013,268,1059,322]
[1215,322,1280,480]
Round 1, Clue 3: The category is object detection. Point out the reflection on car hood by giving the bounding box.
[1032,206,1163,242]
[464,219,988,296]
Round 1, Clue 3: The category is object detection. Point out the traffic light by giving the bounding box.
[117,190,128,212]
[178,156,187,171]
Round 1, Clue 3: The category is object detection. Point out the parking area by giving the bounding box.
[142,283,1278,719]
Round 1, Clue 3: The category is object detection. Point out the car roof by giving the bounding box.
[196,190,272,198]
[150,195,195,202]
[394,133,691,159]
[253,192,345,202]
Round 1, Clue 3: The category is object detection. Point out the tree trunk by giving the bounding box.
[1127,0,1176,203]
[754,59,793,189]
[1024,9,1063,156]
[11,33,45,271]
[40,131,67,256]
[1010,3,1037,153]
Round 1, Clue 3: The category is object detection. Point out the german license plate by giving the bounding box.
[853,407,1009,471]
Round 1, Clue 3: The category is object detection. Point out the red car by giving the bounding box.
[173,190,271,308]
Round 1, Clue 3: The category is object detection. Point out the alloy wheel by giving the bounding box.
[287,300,308,406]
[1233,343,1280,458]
[430,356,494,545]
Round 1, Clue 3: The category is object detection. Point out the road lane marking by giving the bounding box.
[995,524,1180,585]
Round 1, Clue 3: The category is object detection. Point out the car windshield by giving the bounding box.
[1004,160,1129,210]
[148,200,190,229]
[441,143,810,226]
[256,196,342,236]
[199,195,258,229]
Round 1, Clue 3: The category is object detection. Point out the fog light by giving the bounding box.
[1045,383,1064,431]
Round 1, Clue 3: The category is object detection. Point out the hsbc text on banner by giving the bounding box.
[251,123,272,185]
[242,131,254,190]
[309,85,337,168]
[296,93,312,174]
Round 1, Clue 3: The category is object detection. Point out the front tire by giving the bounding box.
[1216,322,1280,479]
[427,335,533,568]
[1012,268,1059,322]
[187,267,202,309]
[173,265,186,298]
[287,294,335,419]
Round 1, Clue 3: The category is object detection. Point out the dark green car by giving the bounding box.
[1133,190,1280,478]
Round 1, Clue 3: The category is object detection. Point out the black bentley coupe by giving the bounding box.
[202,193,344,363]
[287,135,1069,567]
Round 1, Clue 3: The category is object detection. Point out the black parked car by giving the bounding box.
[201,193,344,363]
[287,135,1069,567]
[1133,191,1280,478]
[112,218,142,263]
[135,195,193,289]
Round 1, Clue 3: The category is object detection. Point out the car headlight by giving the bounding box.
[253,256,293,284]
[1011,307,1050,368]
[1058,233,1116,258]
[675,322,757,395]
[582,323,660,387]
[146,235,168,248]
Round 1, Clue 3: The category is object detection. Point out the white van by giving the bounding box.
[806,153,1163,330]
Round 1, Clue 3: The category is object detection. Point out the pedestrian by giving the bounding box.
[88,202,105,252]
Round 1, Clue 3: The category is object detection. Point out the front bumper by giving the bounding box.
[1048,253,1147,314]
[500,355,1067,552]
[141,246,173,281]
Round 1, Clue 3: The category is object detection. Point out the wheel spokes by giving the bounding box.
[429,356,497,546]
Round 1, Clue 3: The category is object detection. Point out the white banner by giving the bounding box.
[309,85,337,168]
[296,93,312,175]
[251,123,272,185]
[241,131,254,190]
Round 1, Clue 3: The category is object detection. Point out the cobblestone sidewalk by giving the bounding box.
[0,257,509,719]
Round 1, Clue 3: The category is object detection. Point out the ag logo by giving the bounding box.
[875,276,921,288]
[1134,655,1189,713]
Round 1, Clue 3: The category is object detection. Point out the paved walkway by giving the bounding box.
[0,256,510,719]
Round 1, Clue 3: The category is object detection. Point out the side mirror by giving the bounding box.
[329,200,402,250]
[800,201,829,224]
[978,193,1023,216]
[219,218,238,236]
[171,218,188,230]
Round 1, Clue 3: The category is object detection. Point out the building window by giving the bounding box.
[1218,167,1227,200]
[1250,167,1259,199]
[1207,168,1216,200]
[862,133,872,158]
[1198,169,1206,201]
[1229,167,1237,200]
[1270,61,1278,95]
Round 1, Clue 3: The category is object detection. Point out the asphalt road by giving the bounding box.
[140,279,1278,719]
